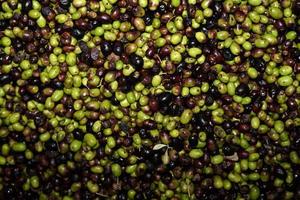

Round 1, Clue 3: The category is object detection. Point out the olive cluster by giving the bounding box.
[0,0,300,199]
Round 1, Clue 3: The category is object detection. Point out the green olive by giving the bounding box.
[111,163,122,177]
[83,133,98,147]
[189,149,203,159]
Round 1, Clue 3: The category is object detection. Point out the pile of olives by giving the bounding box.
[0,0,299,199]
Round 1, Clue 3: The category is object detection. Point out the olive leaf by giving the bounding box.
[162,149,170,165]
[224,152,239,161]
[153,143,168,150]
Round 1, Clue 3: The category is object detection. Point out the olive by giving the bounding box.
[21,0,33,13]
[236,83,250,97]
[189,135,198,148]
[157,92,173,106]
[168,103,184,116]
[0,74,11,86]
[113,41,124,56]
[72,28,85,39]
[59,0,70,9]
[0,19,9,30]
[205,95,214,106]
[249,57,266,72]
[222,143,235,156]
[44,140,58,151]
[188,38,200,47]
[101,41,112,56]
[274,165,287,179]
[158,3,167,13]
[0,0,299,199]
[144,12,153,26]
[222,48,235,61]
[129,54,144,68]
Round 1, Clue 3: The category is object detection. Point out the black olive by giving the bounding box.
[14,154,26,164]
[78,41,89,53]
[206,18,217,29]
[72,28,85,39]
[57,154,67,164]
[44,139,58,151]
[21,0,33,13]
[208,72,218,83]
[100,41,112,57]
[244,104,252,114]
[129,54,144,68]
[119,84,132,93]
[113,41,124,56]
[209,85,220,98]
[59,0,70,9]
[176,62,186,73]
[141,147,152,158]
[135,193,144,200]
[143,172,152,180]
[12,39,25,52]
[10,66,21,81]
[188,37,200,47]
[206,192,220,200]
[222,143,235,156]
[235,83,250,97]
[117,192,127,200]
[42,182,54,194]
[161,172,172,184]
[3,185,16,198]
[34,113,46,127]
[29,77,42,85]
[168,161,176,169]
[139,128,148,139]
[213,2,223,13]
[249,57,266,72]
[10,132,25,142]
[274,165,287,179]
[24,191,39,200]
[110,95,119,106]
[168,103,184,116]
[193,113,208,128]
[119,122,129,134]
[189,135,198,148]
[29,55,38,64]
[183,17,192,27]
[240,185,250,194]
[51,80,64,89]
[292,48,300,62]
[170,138,184,151]
[205,95,214,106]
[151,152,161,163]
[144,11,153,26]
[268,84,279,99]
[86,120,95,133]
[158,3,167,13]
[0,74,11,86]
[0,54,11,65]
[0,19,9,30]
[41,7,52,17]
[222,48,235,61]
[157,92,173,107]
[292,0,300,14]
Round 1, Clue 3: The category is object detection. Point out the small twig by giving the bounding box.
[97,78,103,88]
[96,193,109,198]
[187,182,191,198]
[56,140,61,152]
[154,54,162,63]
